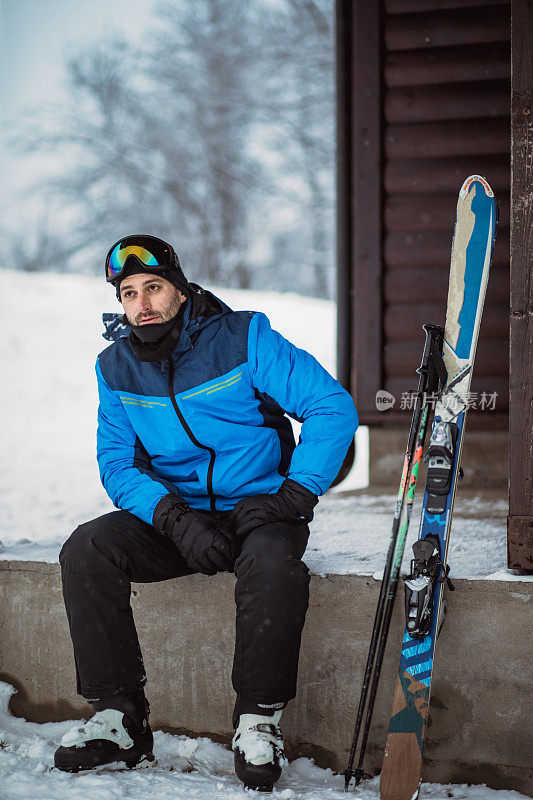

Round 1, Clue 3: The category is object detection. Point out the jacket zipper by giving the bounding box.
[167,358,217,512]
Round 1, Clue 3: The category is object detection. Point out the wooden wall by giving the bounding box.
[349,0,511,427]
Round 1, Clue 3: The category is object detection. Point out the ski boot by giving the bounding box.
[54,692,155,773]
[232,700,286,791]
[404,533,455,638]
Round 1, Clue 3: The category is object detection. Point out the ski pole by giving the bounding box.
[343,402,428,790]
[343,324,445,791]
[349,403,430,786]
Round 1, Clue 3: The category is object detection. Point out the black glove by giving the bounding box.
[229,478,318,538]
[153,494,236,576]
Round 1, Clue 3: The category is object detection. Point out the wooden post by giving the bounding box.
[336,0,354,392]
[508,0,533,570]
[350,0,383,416]
[333,0,356,486]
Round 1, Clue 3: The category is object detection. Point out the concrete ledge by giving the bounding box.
[0,560,531,795]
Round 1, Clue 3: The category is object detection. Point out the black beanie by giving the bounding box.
[114,253,189,300]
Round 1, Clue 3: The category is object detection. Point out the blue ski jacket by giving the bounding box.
[96,284,358,525]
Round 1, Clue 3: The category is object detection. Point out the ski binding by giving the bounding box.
[423,419,458,514]
[404,534,455,638]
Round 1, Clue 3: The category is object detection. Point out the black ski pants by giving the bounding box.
[59,509,310,706]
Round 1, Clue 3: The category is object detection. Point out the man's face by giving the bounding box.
[120,274,186,326]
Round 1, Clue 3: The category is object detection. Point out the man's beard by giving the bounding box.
[128,301,187,359]
[128,295,183,327]
[127,295,186,346]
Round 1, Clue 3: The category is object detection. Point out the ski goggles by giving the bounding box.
[105,235,176,283]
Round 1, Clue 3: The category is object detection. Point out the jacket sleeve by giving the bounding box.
[247,312,358,496]
[95,358,176,524]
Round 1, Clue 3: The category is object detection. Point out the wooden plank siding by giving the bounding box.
[356,0,511,427]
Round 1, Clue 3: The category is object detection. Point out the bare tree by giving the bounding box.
[14,42,206,269]
[248,0,335,297]
[147,0,262,285]
[6,0,336,297]
[13,16,260,284]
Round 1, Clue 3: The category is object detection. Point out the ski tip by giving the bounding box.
[459,175,494,199]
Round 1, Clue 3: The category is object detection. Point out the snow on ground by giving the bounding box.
[0,681,529,800]
[1,270,526,581]
[310,489,515,580]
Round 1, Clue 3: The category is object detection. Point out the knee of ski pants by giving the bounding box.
[59,516,126,575]
[235,522,311,591]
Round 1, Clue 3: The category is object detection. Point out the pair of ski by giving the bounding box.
[344,176,498,800]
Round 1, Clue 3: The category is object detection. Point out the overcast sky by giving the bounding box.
[0,0,156,225]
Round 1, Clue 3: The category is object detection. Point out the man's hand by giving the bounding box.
[229,478,318,538]
[153,495,235,575]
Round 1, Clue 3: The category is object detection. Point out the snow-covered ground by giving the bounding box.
[0,680,529,800]
[1,270,526,581]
